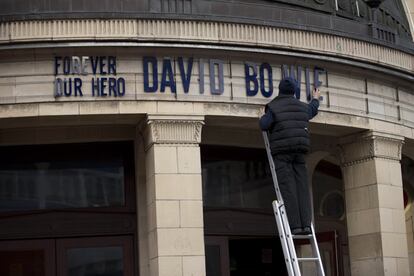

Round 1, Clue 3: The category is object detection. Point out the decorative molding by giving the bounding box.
[339,130,405,167]
[0,19,413,73]
[144,115,204,148]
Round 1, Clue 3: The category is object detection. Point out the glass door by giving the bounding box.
[57,236,134,276]
[205,236,230,276]
[0,236,134,276]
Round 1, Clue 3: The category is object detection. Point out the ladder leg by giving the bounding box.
[274,201,302,276]
[273,201,296,276]
[309,224,325,276]
[262,132,284,204]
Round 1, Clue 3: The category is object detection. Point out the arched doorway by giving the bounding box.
[311,156,350,276]
[201,145,288,276]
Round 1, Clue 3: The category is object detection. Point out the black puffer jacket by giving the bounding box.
[267,95,310,154]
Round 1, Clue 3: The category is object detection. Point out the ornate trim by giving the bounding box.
[339,131,404,167]
[0,19,413,73]
[144,115,204,148]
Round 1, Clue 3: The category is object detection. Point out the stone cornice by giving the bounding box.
[143,115,204,148]
[339,131,405,167]
[0,19,413,73]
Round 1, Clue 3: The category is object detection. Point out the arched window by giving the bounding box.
[312,159,345,222]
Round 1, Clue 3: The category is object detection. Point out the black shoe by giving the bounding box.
[302,226,312,235]
[291,228,303,235]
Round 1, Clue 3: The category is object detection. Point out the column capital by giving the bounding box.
[339,130,404,167]
[142,114,204,149]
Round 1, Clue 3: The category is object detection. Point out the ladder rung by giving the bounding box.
[297,257,319,262]
[292,234,313,239]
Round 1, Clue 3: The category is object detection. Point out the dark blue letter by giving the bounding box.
[100,78,107,96]
[74,78,83,96]
[92,78,99,96]
[63,57,71,75]
[160,59,176,93]
[99,56,107,75]
[90,56,99,75]
[118,78,126,96]
[245,62,258,97]
[54,57,61,76]
[108,77,117,97]
[178,57,193,93]
[108,56,117,75]
[64,78,72,96]
[259,63,273,98]
[209,59,224,95]
[305,67,311,101]
[143,56,158,93]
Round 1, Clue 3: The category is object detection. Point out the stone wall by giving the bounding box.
[0,47,413,132]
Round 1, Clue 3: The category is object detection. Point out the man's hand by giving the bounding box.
[259,106,266,117]
[312,88,321,100]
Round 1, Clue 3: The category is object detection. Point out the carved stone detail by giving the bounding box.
[144,115,204,148]
[339,130,404,166]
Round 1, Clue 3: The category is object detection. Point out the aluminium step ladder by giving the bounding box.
[262,131,325,276]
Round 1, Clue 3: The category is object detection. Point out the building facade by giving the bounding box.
[0,1,414,276]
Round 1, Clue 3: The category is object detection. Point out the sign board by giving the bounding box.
[54,56,325,102]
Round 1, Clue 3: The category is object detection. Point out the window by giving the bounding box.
[201,146,274,210]
[0,142,134,212]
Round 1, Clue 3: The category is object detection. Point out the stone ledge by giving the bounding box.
[0,19,413,73]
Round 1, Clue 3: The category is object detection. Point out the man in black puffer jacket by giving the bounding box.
[260,77,320,235]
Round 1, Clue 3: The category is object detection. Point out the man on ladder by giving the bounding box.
[259,77,324,276]
[260,77,320,235]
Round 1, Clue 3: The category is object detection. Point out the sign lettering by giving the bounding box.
[53,56,325,101]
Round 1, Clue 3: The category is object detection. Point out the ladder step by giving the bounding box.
[297,257,319,262]
[292,234,313,239]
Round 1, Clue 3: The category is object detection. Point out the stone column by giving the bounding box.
[339,131,409,276]
[144,115,205,276]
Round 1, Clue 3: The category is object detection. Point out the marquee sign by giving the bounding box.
[54,56,325,102]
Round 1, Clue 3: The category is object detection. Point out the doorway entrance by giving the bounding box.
[0,236,134,276]
[0,141,137,276]
[202,145,341,276]
[202,145,287,276]
[206,236,287,276]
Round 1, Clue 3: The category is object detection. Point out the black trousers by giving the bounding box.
[273,153,312,230]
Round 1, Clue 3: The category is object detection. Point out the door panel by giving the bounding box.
[0,236,135,276]
[205,236,230,276]
[0,239,55,276]
[57,236,134,276]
